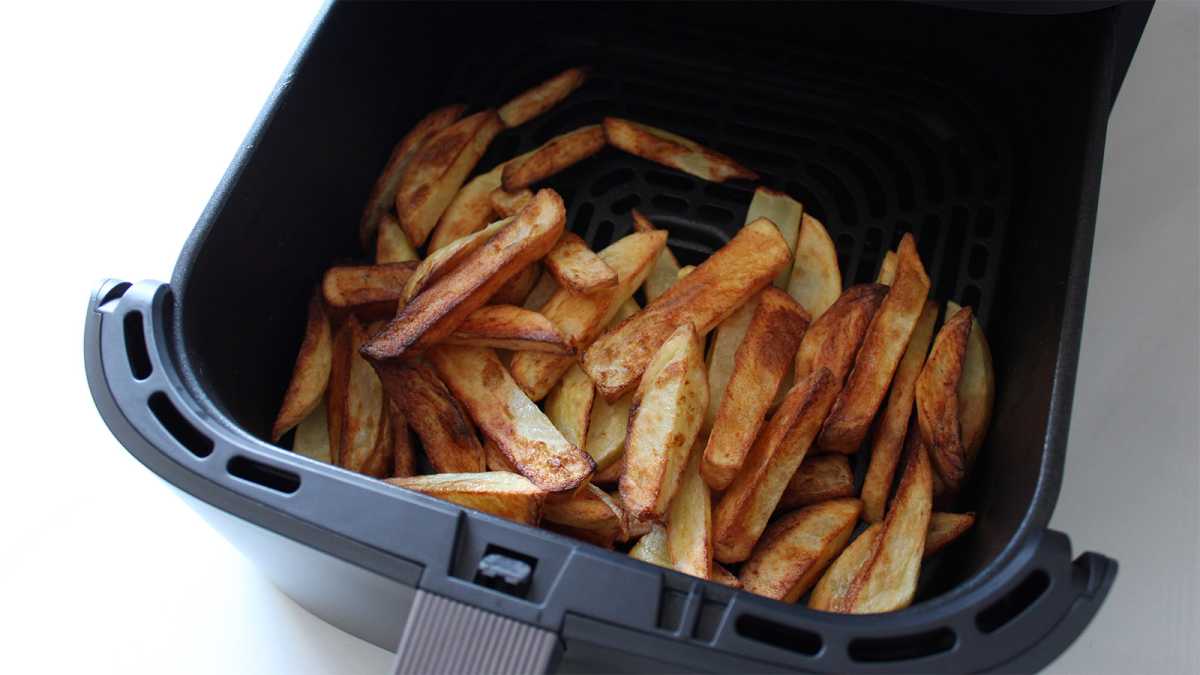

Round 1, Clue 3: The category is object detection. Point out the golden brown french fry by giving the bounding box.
[585,219,791,401]
[521,269,559,311]
[916,305,973,493]
[711,564,742,589]
[631,210,682,303]
[793,284,887,385]
[322,262,418,321]
[809,523,881,611]
[629,523,671,567]
[876,250,898,286]
[358,104,466,248]
[544,232,619,295]
[861,300,938,523]
[667,444,712,579]
[292,400,331,464]
[386,472,546,525]
[778,454,856,510]
[490,262,541,306]
[375,212,420,264]
[330,317,386,476]
[746,187,804,289]
[489,188,533,218]
[272,292,333,441]
[544,364,594,450]
[702,297,758,434]
[364,190,566,360]
[427,149,536,252]
[712,368,838,563]
[620,323,708,521]
[819,234,932,454]
[948,300,994,469]
[326,320,352,465]
[443,305,574,354]
[510,230,666,400]
[786,213,841,319]
[388,401,416,478]
[585,391,634,472]
[403,217,513,303]
[604,117,758,183]
[502,125,607,190]
[925,512,975,558]
[740,498,861,603]
[592,455,624,485]
[396,110,504,247]
[701,289,810,490]
[499,67,589,128]
[430,345,595,495]
[358,406,394,478]
[544,484,626,548]
[374,358,484,473]
[484,436,515,473]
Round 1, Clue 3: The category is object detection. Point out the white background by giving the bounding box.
[1,2,1195,673]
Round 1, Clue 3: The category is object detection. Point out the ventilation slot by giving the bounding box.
[148,392,213,458]
[976,570,1050,634]
[692,599,727,642]
[848,627,956,662]
[123,312,152,380]
[610,193,641,214]
[98,281,132,309]
[657,589,688,632]
[735,614,822,657]
[227,455,300,494]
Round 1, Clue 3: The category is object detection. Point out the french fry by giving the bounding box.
[667,443,712,579]
[502,125,607,190]
[354,405,393,478]
[739,498,862,603]
[544,232,619,295]
[522,269,559,311]
[375,212,420,264]
[509,230,666,400]
[484,436,516,473]
[272,292,333,440]
[292,400,331,464]
[544,364,594,450]
[427,149,535,252]
[861,300,938,523]
[373,359,484,473]
[388,401,416,478]
[322,262,418,321]
[676,265,695,279]
[924,512,975,558]
[778,454,856,511]
[544,484,626,548]
[701,289,810,490]
[490,262,541,306]
[585,391,634,472]
[498,67,589,128]
[363,189,566,360]
[793,284,887,385]
[358,104,466,248]
[395,110,504,247]
[403,217,512,303]
[948,300,994,470]
[385,472,545,526]
[489,188,533,218]
[819,234,932,454]
[604,117,758,183]
[809,523,881,611]
[619,323,708,521]
[444,305,574,354]
[702,297,759,434]
[584,219,791,401]
[746,187,804,289]
[876,250,898,286]
[915,305,973,493]
[631,210,681,303]
[430,345,595,495]
[712,368,838,563]
[629,523,671,567]
[786,213,841,319]
[711,564,742,589]
[592,455,624,485]
[329,317,386,475]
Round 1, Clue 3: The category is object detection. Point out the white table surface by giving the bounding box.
[2,2,1196,673]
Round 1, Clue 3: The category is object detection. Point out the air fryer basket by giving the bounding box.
[85,2,1150,672]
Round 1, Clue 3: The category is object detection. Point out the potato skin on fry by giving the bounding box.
[502,125,607,191]
[386,472,546,526]
[373,359,484,473]
[793,283,887,386]
[428,149,534,253]
[924,512,975,558]
[543,232,619,295]
[499,67,589,128]
[322,262,418,321]
[778,454,856,511]
[949,300,994,472]
[403,217,512,303]
[331,318,386,476]
[375,212,420,264]
[916,305,974,493]
[740,498,862,603]
[604,117,758,183]
[489,262,541,306]
[272,292,333,441]
[444,304,574,355]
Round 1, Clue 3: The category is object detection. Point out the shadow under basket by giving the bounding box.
[85,2,1150,672]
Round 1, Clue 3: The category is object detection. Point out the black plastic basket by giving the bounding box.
[85,2,1151,672]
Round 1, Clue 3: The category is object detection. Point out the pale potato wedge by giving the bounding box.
[809,524,881,611]
[604,117,758,183]
[861,300,938,523]
[375,212,420,264]
[740,498,861,603]
[373,358,485,473]
[786,213,842,319]
[386,472,545,526]
[948,300,994,469]
[489,188,534,218]
[502,125,607,190]
[322,262,418,321]
[580,303,641,475]
[702,296,759,434]
[522,269,559,311]
[364,190,565,360]
[510,230,666,400]
[711,564,742,589]
[490,262,541,306]
[631,210,682,303]
[778,454,856,511]
[619,323,708,521]
[427,149,536,252]
[396,110,504,247]
[667,443,712,579]
[430,345,594,495]
[925,512,975,558]
[746,187,804,289]
[544,484,626,548]
[544,364,595,450]
[499,67,589,128]
[272,292,333,441]
[916,305,973,493]
[358,104,466,248]
[676,265,696,279]
[403,217,513,303]
[584,219,790,401]
[444,304,574,355]
[330,317,386,476]
[819,234,931,454]
[543,232,619,295]
[292,400,332,464]
[629,523,671,567]
[388,401,416,478]
[793,284,887,385]
[701,288,810,490]
[876,250,898,286]
[592,454,624,485]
